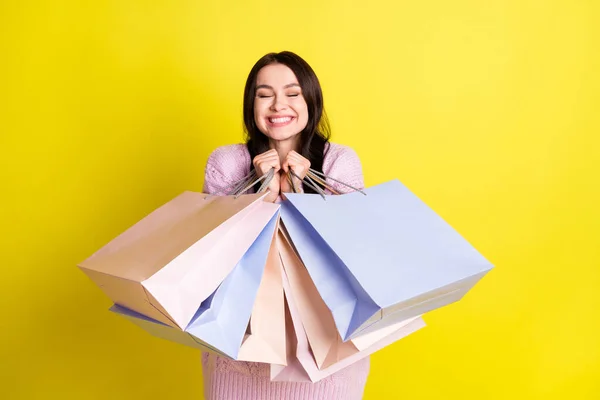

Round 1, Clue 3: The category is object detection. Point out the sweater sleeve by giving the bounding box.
[322,144,365,194]
[202,145,251,195]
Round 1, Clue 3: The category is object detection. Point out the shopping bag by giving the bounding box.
[270,267,426,383]
[183,210,279,358]
[109,209,287,363]
[280,179,493,340]
[277,228,357,369]
[79,191,278,329]
[109,304,226,355]
[111,209,286,364]
[236,223,286,364]
[277,227,422,370]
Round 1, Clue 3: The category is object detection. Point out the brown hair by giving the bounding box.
[243,51,330,190]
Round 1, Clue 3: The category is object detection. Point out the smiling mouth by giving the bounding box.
[268,116,294,126]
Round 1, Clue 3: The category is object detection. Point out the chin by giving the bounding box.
[265,129,302,142]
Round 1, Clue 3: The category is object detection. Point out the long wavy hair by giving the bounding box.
[243,51,331,193]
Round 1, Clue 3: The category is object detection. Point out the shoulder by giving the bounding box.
[321,142,365,192]
[206,144,250,171]
[207,144,250,165]
[323,142,362,168]
[204,144,251,184]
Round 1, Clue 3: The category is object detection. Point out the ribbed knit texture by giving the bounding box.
[201,352,369,400]
[201,142,370,400]
[203,142,365,196]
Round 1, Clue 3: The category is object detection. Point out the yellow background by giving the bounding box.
[1,0,599,399]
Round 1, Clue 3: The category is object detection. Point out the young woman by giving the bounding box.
[202,51,369,399]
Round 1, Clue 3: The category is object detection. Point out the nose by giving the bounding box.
[270,94,288,111]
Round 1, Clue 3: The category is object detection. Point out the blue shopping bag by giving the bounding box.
[281,179,493,341]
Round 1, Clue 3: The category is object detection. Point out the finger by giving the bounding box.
[286,150,300,162]
[262,149,278,160]
[265,158,281,172]
[256,158,279,169]
[287,156,310,174]
[285,157,300,174]
[288,151,310,166]
[260,164,280,176]
[255,163,279,177]
[286,154,304,169]
[259,149,277,156]
[289,151,308,163]
[255,153,280,166]
[254,154,278,165]
[254,149,278,161]
[264,165,279,175]
[285,152,302,165]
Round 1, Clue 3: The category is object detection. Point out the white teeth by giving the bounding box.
[270,117,292,124]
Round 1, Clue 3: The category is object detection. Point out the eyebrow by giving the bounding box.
[256,83,300,90]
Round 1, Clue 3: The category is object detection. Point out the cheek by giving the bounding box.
[254,105,264,125]
[291,98,308,116]
[297,104,309,126]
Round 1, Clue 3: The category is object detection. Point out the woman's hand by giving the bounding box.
[281,150,311,193]
[252,149,281,202]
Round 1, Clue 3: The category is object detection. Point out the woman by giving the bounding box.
[202,51,369,399]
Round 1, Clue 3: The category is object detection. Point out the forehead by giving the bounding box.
[256,63,299,87]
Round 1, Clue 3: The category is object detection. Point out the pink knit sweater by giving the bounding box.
[201,142,370,400]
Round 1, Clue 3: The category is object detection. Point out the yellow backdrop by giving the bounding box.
[1,1,599,399]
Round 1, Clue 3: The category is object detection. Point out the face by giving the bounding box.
[254,63,309,143]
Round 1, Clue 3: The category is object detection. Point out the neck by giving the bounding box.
[269,136,301,164]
